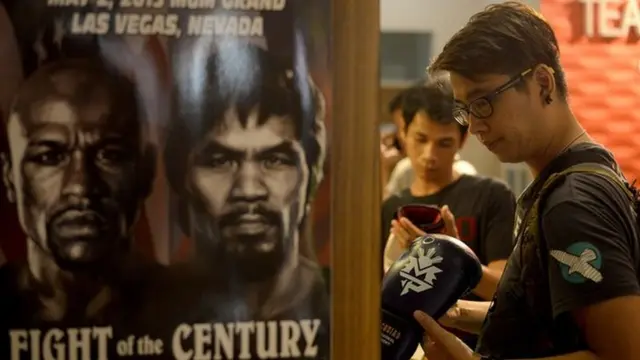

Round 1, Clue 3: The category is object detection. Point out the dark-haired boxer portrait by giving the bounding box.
[0,58,165,355]
[165,41,330,356]
[408,2,640,360]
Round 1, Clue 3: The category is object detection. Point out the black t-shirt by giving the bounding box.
[381,175,516,348]
[477,144,640,358]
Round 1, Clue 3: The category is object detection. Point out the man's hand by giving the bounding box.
[414,311,477,360]
[391,217,426,249]
[438,301,491,335]
[439,302,463,328]
[440,205,459,239]
[391,205,460,251]
[423,340,456,360]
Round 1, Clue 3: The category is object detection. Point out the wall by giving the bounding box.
[541,0,640,180]
[380,0,540,180]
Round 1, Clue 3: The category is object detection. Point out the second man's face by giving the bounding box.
[187,107,309,260]
[405,111,462,183]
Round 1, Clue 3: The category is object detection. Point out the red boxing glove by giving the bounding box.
[397,204,445,234]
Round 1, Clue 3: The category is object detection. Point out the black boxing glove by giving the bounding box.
[381,234,483,360]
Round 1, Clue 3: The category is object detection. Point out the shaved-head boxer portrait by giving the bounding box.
[0,58,170,358]
[165,41,330,358]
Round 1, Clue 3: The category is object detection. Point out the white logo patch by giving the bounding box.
[550,247,603,284]
[399,247,443,295]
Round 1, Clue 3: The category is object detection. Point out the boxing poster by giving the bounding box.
[0,0,332,359]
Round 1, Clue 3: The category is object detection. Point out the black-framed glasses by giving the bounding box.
[453,68,533,126]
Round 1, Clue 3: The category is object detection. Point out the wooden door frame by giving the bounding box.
[331,0,381,359]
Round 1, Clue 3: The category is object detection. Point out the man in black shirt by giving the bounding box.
[413,2,640,360]
[381,77,516,352]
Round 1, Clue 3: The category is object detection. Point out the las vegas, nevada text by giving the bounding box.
[9,319,321,359]
[47,0,288,38]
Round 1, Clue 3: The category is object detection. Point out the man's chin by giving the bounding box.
[495,151,525,164]
[225,239,279,257]
[219,239,284,279]
[233,256,283,282]
[48,237,116,271]
[221,228,280,251]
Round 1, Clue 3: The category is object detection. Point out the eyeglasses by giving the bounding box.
[453,68,533,126]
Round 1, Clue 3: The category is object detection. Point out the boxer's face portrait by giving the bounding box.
[2,68,147,269]
[405,111,462,182]
[186,106,308,268]
[449,71,541,163]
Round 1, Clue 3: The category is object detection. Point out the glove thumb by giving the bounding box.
[441,205,459,238]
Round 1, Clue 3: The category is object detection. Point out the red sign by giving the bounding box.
[579,0,640,38]
[542,0,640,180]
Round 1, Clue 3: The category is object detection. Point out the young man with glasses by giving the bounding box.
[412,2,640,360]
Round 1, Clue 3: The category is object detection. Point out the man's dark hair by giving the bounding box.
[165,43,325,198]
[387,78,431,114]
[8,58,142,128]
[401,76,469,139]
[6,58,156,199]
[428,1,568,100]
[388,89,407,114]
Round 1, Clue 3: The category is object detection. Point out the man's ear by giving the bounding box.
[138,145,157,199]
[459,132,469,148]
[1,152,15,203]
[534,64,556,105]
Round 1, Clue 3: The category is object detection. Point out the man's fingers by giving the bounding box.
[391,220,411,247]
[441,205,456,228]
[441,205,459,238]
[414,311,474,359]
[399,217,426,238]
[414,311,444,335]
[414,311,455,346]
[421,338,442,359]
[438,305,460,328]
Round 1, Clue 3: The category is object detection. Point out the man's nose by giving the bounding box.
[420,142,436,160]
[231,162,268,201]
[61,151,94,198]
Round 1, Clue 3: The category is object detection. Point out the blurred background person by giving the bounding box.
[382,85,477,200]
[381,76,516,356]
[380,88,409,198]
